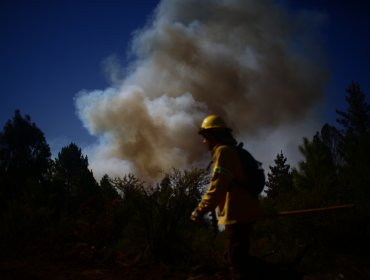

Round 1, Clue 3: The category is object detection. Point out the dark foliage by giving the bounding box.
[0,110,52,211]
[265,151,293,201]
[257,82,370,278]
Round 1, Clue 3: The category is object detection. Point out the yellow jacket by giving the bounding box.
[197,144,263,225]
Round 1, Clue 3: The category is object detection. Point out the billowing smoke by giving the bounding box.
[75,0,328,181]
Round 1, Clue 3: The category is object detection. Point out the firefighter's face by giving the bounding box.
[202,136,216,151]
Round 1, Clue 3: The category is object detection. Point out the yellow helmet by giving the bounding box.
[199,114,229,133]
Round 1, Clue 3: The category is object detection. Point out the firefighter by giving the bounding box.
[191,114,264,279]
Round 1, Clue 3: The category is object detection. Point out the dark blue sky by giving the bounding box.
[1,0,369,156]
[1,0,159,151]
[288,0,370,119]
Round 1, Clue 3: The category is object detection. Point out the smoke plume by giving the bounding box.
[75,0,328,181]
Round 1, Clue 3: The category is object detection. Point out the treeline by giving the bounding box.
[0,111,219,266]
[256,82,370,276]
[0,82,369,276]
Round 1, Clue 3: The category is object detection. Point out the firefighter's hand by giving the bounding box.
[190,209,203,224]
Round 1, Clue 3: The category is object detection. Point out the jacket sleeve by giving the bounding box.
[196,146,234,215]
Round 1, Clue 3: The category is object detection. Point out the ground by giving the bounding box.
[1,251,370,280]
[0,258,190,280]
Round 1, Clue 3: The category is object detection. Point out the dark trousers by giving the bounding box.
[224,222,255,280]
[224,223,303,280]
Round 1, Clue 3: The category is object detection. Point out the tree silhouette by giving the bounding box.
[0,110,52,209]
[320,123,344,167]
[100,174,120,200]
[53,143,98,200]
[335,82,370,217]
[265,151,293,200]
[294,126,340,208]
[336,82,370,137]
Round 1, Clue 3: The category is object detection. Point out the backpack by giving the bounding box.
[234,142,265,197]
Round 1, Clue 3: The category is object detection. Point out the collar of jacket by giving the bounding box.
[211,143,228,155]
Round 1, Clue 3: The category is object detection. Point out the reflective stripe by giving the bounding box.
[213,166,233,179]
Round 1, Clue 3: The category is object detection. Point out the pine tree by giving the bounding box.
[336,82,370,138]
[100,174,119,200]
[320,123,344,167]
[335,82,370,216]
[265,151,293,200]
[294,125,342,207]
[53,143,98,199]
[336,83,370,165]
[0,110,52,209]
